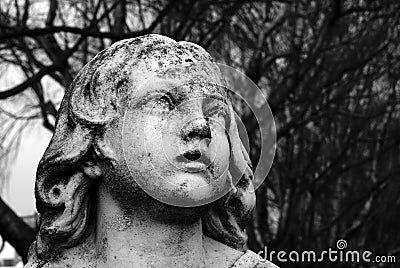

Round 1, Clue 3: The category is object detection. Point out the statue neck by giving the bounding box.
[94,183,206,268]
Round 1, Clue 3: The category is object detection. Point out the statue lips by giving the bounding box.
[176,149,213,173]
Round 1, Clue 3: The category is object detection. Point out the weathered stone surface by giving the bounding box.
[25,34,278,268]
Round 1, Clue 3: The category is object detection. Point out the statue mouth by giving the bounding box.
[183,150,202,161]
[176,149,212,171]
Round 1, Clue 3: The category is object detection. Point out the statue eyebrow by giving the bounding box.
[139,89,227,104]
[132,89,170,105]
[141,90,176,103]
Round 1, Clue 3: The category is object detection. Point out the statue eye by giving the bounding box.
[156,94,175,110]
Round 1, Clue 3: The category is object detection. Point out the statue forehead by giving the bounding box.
[95,35,219,77]
[91,35,227,103]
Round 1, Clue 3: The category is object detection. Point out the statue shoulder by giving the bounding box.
[23,241,96,268]
[231,250,279,268]
[203,236,279,268]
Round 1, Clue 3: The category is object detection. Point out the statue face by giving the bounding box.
[33,37,257,258]
[120,73,232,207]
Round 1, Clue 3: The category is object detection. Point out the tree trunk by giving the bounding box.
[0,197,36,263]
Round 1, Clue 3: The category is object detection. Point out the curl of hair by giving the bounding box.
[33,35,255,259]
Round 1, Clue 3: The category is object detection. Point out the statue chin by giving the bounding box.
[101,165,226,218]
[99,161,213,221]
[136,172,233,207]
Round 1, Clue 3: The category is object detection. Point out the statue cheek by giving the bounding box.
[208,134,230,176]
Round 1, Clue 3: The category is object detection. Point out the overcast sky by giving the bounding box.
[0,120,51,261]
[2,122,52,216]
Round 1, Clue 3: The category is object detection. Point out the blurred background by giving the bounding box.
[0,0,399,267]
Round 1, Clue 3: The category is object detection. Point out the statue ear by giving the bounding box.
[80,133,118,179]
[80,158,102,179]
[79,135,117,179]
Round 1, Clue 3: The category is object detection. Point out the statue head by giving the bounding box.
[33,34,255,259]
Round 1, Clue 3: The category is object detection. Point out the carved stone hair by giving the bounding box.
[33,34,255,259]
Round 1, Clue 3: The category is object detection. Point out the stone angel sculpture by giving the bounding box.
[25,34,278,268]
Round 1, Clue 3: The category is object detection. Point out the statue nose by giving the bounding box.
[180,117,211,141]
